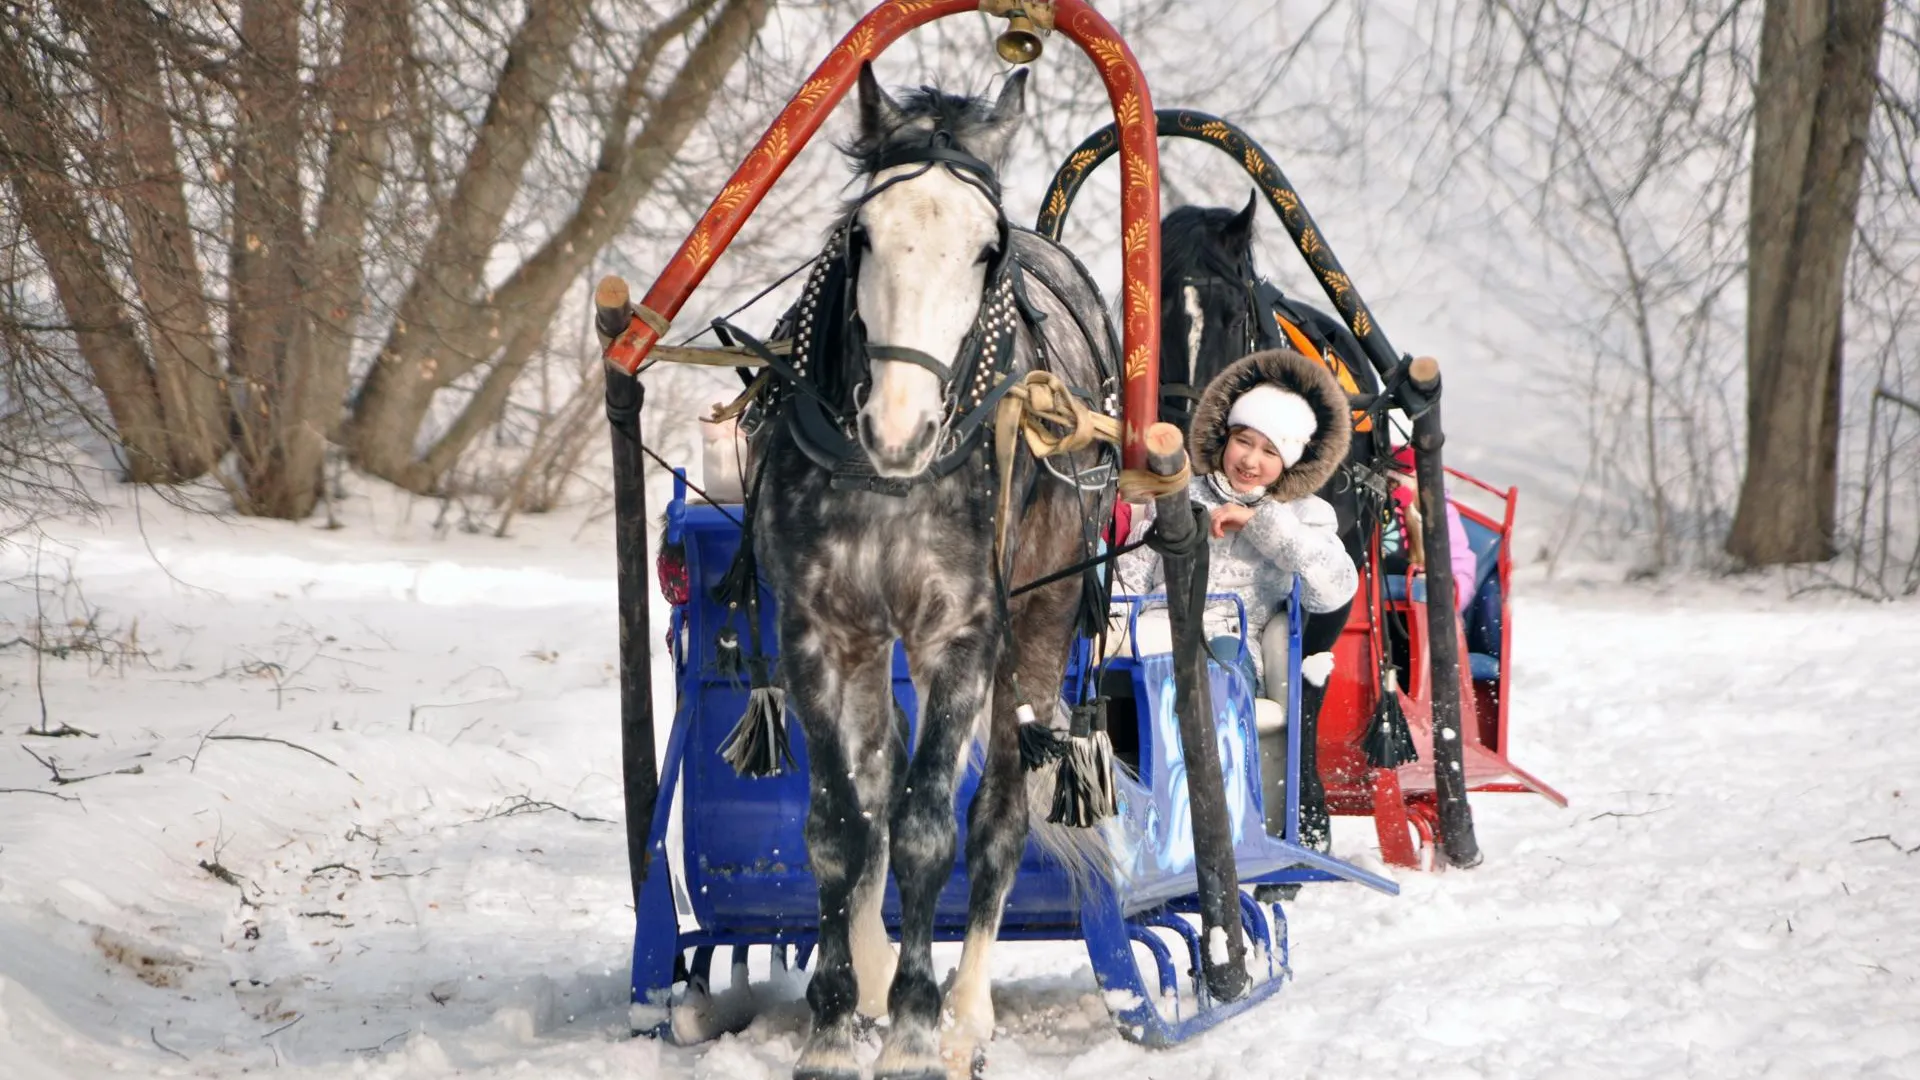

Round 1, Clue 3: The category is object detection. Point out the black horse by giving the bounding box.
[737,67,1117,1079]
[1157,194,1386,847]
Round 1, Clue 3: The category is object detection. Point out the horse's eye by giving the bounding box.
[976,243,998,265]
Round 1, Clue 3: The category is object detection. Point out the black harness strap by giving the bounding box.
[717,318,849,422]
[873,137,1003,202]
[866,342,956,384]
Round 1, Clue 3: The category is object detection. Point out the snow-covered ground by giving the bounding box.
[3,481,1917,1080]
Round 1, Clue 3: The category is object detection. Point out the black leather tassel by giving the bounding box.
[1016,702,1065,771]
[1073,563,1108,640]
[711,627,746,681]
[719,657,795,778]
[1048,698,1117,827]
[1362,668,1419,769]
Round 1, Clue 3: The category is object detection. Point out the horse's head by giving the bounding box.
[842,64,1026,478]
[1160,194,1261,406]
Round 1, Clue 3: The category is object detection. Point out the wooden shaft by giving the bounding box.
[605,366,662,909]
[1142,420,1251,1002]
[1406,358,1482,869]
[595,275,632,341]
[594,275,779,367]
[651,343,782,368]
[1142,421,1185,473]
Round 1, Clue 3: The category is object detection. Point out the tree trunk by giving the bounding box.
[1727,0,1886,565]
[346,0,594,487]
[228,0,316,518]
[272,0,407,517]
[64,0,230,480]
[0,29,175,482]
[0,19,232,483]
[348,0,771,493]
[3,0,776,508]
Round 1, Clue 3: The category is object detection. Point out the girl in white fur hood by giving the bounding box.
[1113,348,1359,847]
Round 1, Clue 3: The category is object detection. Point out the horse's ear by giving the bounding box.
[857,62,903,141]
[1226,189,1259,246]
[989,67,1029,123]
[974,68,1029,163]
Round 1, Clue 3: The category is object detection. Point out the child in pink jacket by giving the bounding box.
[1381,445,1477,611]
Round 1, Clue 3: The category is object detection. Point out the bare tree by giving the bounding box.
[0,0,1525,529]
[0,0,770,519]
[1837,0,1920,595]
[0,5,229,486]
[1726,0,1889,565]
[1336,0,1915,575]
[346,0,777,495]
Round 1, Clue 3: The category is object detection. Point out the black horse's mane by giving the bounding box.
[1159,204,1255,295]
[1159,203,1262,399]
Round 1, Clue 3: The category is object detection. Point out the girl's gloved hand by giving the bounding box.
[1210,503,1256,538]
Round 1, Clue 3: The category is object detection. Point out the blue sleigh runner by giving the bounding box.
[632,478,1396,1046]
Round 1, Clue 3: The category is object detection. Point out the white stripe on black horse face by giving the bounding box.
[851,71,1024,479]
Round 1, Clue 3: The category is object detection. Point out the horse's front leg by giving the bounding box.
[943,574,1080,1075]
[874,618,998,1080]
[787,624,900,1080]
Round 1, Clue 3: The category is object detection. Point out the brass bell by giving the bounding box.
[995,11,1044,64]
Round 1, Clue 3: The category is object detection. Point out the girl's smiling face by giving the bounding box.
[1222,426,1284,493]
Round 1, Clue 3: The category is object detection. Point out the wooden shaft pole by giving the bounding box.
[599,288,662,910]
[1143,422,1250,1001]
[1407,357,1481,869]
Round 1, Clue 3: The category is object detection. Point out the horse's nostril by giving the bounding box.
[919,419,938,446]
[859,412,877,448]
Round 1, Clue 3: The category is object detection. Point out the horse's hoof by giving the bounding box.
[875,1015,946,1079]
[794,1034,861,1080]
[872,1044,946,1080]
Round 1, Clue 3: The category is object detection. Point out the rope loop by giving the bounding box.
[993,371,1121,564]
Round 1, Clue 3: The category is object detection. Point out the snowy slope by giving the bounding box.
[3,487,1917,1080]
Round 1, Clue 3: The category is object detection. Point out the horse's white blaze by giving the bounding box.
[855,166,999,476]
[1183,284,1204,388]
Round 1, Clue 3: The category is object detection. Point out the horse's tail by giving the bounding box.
[1024,764,1126,896]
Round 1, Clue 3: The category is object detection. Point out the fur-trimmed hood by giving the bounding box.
[1189,348,1352,502]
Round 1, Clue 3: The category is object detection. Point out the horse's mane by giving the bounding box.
[1159,204,1255,296]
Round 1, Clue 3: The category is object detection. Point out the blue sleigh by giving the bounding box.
[634,475,1397,1046]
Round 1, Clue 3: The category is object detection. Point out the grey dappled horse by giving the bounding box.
[745,67,1117,1079]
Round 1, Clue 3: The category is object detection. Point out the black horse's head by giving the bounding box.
[824,64,1026,478]
[1160,193,1261,427]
